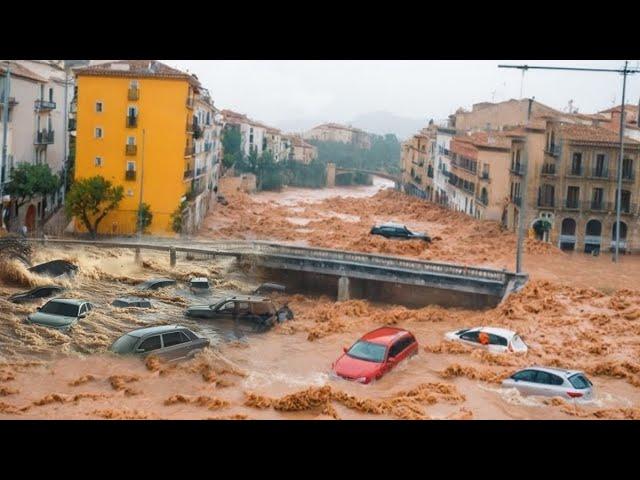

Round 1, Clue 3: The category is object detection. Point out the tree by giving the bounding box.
[170,200,187,233]
[65,176,124,238]
[5,163,60,225]
[136,202,153,233]
[221,125,242,170]
[256,150,282,191]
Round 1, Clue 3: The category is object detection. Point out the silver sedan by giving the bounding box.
[502,366,594,401]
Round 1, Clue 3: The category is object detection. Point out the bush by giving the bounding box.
[136,203,153,233]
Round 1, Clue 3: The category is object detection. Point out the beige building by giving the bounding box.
[303,123,371,149]
[401,131,434,200]
[289,136,317,164]
[503,120,640,253]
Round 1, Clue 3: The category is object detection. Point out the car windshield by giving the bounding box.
[568,373,592,389]
[110,334,139,354]
[347,341,387,363]
[40,301,79,317]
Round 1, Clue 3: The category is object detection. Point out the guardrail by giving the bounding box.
[30,237,512,284]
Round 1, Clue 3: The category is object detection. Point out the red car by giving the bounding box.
[332,327,419,384]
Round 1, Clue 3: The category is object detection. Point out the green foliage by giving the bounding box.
[308,134,401,176]
[221,126,242,170]
[137,202,153,233]
[256,150,283,191]
[6,163,60,207]
[170,200,187,233]
[282,159,327,188]
[65,176,124,238]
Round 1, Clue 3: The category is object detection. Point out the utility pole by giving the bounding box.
[137,129,146,239]
[61,63,69,206]
[1,63,11,231]
[499,62,640,263]
[515,140,530,274]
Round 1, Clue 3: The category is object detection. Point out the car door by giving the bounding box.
[458,330,481,347]
[135,334,162,356]
[507,369,539,396]
[212,300,236,320]
[160,331,192,361]
[385,338,408,373]
[487,333,508,353]
[532,371,563,398]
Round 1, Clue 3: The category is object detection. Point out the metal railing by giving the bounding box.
[563,199,580,210]
[126,115,138,128]
[28,238,515,285]
[128,87,139,101]
[35,99,56,110]
[125,144,137,155]
[480,172,490,180]
[559,234,576,244]
[183,169,194,180]
[35,130,54,145]
[584,235,601,245]
[125,170,136,181]
[590,167,609,179]
[537,198,555,208]
[510,164,525,176]
[512,196,522,207]
[541,163,556,175]
[545,144,561,157]
[566,165,583,176]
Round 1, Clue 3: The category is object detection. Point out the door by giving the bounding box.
[385,337,411,373]
[136,335,162,356]
[487,333,508,353]
[213,300,236,320]
[508,369,539,396]
[160,331,191,361]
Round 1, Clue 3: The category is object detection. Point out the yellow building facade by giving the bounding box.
[74,61,199,235]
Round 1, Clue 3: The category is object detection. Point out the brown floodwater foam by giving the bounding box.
[2,182,640,418]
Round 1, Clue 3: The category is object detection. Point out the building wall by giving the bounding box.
[75,74,192,234]
[453,99,558,132]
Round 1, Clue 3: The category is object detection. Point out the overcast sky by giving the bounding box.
[164,60,640,133]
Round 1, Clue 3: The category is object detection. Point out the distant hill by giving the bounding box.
[348,111,427,140]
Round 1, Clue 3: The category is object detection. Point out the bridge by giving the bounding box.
[30,238,527,309]
[326,163,401,188]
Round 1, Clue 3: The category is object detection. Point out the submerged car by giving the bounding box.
[190,277,210,290]
[112,297,152,308]
[253,283,286,295]
[444,326,528,353]
[332,327,419,384]
[9,285,65,304]
[502,367,594,401]
[109,325,209,361]
[26,298,93,331]
[370,222,431,242]
[185,295,283,331]
[28,260,78,278]
[137,278,177,290]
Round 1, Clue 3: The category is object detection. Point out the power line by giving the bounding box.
[499,62,639,264]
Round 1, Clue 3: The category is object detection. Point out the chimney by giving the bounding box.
[527,97,533,120]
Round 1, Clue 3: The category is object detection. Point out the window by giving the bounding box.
[567,186,580,207]
[592,188,604,208]
[95,127,103,138]
[130,80,138,88]
[95,101,103,113]
[48,88,54,102]
[217,301,235,313]
[594,153,607,177]
[95,157,103,167]
[138,335,161,352]
[127,136,136,145]
[571,152,583,175]
[237,301,250,314]
[162,331,188,348]
[622,158,633,179]
[568,374,592,389]
[488,334,508,346]
[511,370,537,382]
[460,331,480,343]
[126,161,136,172]
[128,106,137,117]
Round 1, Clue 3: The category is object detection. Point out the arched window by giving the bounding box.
[480,187,488,205]
[612,221,628,240]
[585,219,602,237]
[561,218,576,235]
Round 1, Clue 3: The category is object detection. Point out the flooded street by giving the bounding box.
[2,179,640,419]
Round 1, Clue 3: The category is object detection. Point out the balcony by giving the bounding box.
[125,170,136,181]
[35,99,56,111]
[510,163,526,176]
[184,145,195,157]
[193,123,203,139]
[186,96,194,109]
[590,167,609,180]
[588,200,606,212]
[584,235,601,245]
[195,166,207,177]
[427,166,434,178]
[559,234,576,244]
[128,87,139,101]
[476,195,488,206]
[68,118,76,131]
[545,144,561,157]
[0,96,18,111]
[541,163,556,176]
[622,172,635,182]
[34,130,54,145]
[183,169,194,180]
[563,199,580,210]
[126,115,138,128]
[480,171,490,181]
[512,196,522,207]
[566,165,583,177]
[125,144,137,155]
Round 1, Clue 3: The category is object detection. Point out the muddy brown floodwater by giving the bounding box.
[2,178,640,419]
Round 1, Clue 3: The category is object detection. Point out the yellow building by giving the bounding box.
[73,60,202,235]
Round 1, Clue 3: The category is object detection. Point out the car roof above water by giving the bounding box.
[523,366,585,378]
[466,326,518,338]
[125,325,187,338]
[361,327,411,345]
[222,295,271,303]
[46,298,86,306]
[377,222,406,229]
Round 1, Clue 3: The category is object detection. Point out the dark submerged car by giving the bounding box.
[9,285,65,304]
[253,283,286,295]
[112,297,152,308]
[28,260,78,278]
[185,295,286,332]
[370,222,431,242]
[137,278,177,290]
[109,325,209,362]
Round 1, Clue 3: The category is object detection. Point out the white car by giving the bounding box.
[502,367,594,401]
[444,327,528,353]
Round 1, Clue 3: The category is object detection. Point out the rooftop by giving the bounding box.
[361,327,410,345]
[455,131,511,149]
[0,61,46,83]
[74,60,200,87]
[558,123,640,145]
[125,325,186,338]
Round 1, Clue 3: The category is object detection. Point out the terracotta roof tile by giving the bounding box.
[558,123,640,145]
[0,62,46,83]
[74,60,200,86]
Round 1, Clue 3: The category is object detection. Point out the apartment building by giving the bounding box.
[221,109,268,157]
[433,126,456,206]
[450,98,561,133]
[263,127,291,162]
[1,60,74,232]
[74,60,209,235]
[303,123,371,149]
[401,131,434,200]
[503,119,640,253]
[289,136,317,164]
